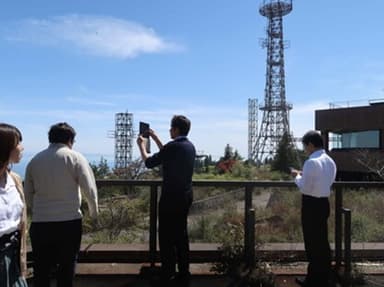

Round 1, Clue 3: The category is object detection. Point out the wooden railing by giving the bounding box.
[95,179,384,277]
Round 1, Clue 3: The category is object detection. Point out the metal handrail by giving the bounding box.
[95,180,384,268]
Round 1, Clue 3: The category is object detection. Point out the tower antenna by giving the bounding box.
[114,112,134,173]
[251,0,293,163]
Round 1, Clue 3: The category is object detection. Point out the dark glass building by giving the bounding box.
[315,101,384,180]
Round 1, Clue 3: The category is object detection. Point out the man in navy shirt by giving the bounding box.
[137,115,196,287]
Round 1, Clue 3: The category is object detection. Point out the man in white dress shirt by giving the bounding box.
[291,130,337,287]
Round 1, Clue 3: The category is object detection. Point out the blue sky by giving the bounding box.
[1,0,384,170]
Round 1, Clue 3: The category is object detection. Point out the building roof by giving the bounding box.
[315,104,384,131]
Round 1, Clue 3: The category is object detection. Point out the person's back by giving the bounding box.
[316,152,336,186]
[150,136,195,198]
[299,150,336,198]
[292,130,337,287]
[137,115,195,286]
[26,142,96,222]
[25,122,98,287]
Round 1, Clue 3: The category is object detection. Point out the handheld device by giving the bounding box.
[139,122,151,153]
[139,122,150,138]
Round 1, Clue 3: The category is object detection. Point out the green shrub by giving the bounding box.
[83,198,145,243]
[211,215,276,287]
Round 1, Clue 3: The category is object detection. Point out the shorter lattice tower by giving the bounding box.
[252,0,293,163]
[248,98,258,161]
[114,112,134,170]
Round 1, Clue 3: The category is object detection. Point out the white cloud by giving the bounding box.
[5,14,183,59]
[66,96,116,107]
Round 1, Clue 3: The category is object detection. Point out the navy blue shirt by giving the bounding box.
[145,137,196,200]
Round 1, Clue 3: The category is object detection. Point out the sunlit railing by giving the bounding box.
[94,179,384,278]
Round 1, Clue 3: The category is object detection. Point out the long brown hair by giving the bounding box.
[0,123,22,170]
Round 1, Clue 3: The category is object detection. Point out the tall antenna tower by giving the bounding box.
[248,98,258,160]
[252,0,293,163]
[114,112,134,170]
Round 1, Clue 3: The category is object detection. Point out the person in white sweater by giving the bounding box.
[25,122,98,287]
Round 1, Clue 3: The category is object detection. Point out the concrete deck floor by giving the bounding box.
[25,262,384,287]
[26,274,384,287]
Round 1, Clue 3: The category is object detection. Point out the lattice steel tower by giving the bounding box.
[248,98,258,160]
[252,0,293,162]
[114,112,134,169]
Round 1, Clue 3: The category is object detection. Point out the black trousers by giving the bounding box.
[158,194,192,279]
[29,219,82,287]
[0,231,28,287]
[301,195,332,287]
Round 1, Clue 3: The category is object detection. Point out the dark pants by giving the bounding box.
[0,231,28,287]
[158,194,192,279]
[302,195,332,287]
[29,219,82,287]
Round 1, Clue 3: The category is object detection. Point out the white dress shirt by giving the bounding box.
[0,173,23,237]
[295,149,337,198]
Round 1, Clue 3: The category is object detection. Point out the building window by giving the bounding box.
[329,130,380,150]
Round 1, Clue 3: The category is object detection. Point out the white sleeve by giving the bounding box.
[295,160,316,194]
[76,153,99,219]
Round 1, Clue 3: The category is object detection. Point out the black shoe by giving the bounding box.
[150,275,175,287]
[295,277,307,287]
[295,277,334,287]
[174,272,191,287]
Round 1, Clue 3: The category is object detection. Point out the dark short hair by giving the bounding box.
[171,115,191,136]
[302,130,324,148]
[48,122,76,144]
[0,123,22,169]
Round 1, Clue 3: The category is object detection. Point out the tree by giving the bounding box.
[125,158,147,179]
[193,154,216,174]
[90,157,111,179]
[84,198,141,242]
[224,144,234,160]
[354,149,384,180]
[217,144,243,174]
[271,132,301,173]
[113,158,152,179]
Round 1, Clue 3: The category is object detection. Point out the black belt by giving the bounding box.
[302,194,328,200]
[0,230,19,250]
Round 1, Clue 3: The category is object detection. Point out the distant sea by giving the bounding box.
[12,153,114,180]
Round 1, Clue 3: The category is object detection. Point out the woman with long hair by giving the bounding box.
[0,123,28,287]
